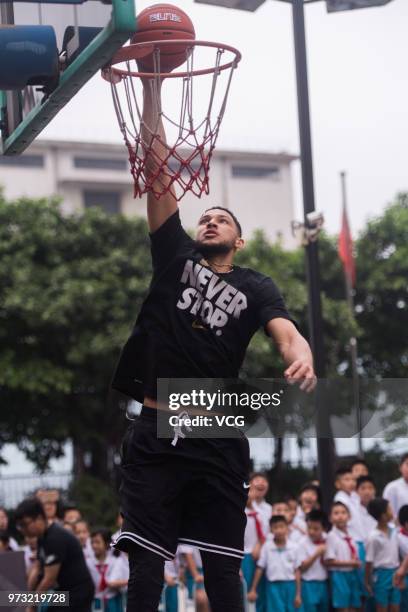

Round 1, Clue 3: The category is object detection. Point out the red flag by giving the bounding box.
[338,204,356,287]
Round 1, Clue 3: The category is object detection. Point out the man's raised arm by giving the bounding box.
[141,79,178,232]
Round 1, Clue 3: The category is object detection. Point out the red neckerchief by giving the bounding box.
[400,527,408,538]
[96,563,109,592]
[312,538,325,565]
[343,533,357,559]
[247,511,265,544]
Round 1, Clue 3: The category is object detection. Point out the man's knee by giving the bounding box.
[127,546,165,612]
[201,551,244,611]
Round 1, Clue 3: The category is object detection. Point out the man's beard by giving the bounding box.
[194,239,235,258]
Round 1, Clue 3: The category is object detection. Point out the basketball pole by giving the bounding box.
[291,0,334,512]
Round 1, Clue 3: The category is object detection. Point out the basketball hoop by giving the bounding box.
[102,39,241,201]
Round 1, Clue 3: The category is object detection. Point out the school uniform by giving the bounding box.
[297,535,329,612]
[293,512,307,535]
[288,525,305,546]
[257,539,299,612]
[82,539,95,563]
[8,536,19,551]
[242,507,268,611]
[178,544,204,600]
[384,477,408,518]
[163,556,180,612]
[357,503,377,543]
[87,551,128,612]
[398,529,408,612]
[324,526,361,609]
[334,491,366,560]
[253,500,273,525]
[366,527,401,607]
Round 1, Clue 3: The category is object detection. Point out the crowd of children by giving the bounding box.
[244,454,408,612]
[1,452,408,611]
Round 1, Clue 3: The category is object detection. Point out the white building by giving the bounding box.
[0,139,298,247]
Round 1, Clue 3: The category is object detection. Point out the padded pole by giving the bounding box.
[0,25,58,91]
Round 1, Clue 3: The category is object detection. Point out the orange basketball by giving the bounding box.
[132,4,196,73]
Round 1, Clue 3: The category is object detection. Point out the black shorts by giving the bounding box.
[114,406,250,561]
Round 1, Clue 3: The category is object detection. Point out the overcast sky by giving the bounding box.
[39,0,408,237]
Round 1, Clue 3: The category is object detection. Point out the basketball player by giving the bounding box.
[112,78,316,612]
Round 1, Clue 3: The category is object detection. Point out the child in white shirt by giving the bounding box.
[355,476,377,543]
[178,544,209,612]
[87,528,128,612]
[248,514,302,612]
[383,454,408,520]
[242,490,268,611]
[365,498,401,611]
[397,504,408,612]
[273,501,305,545]
[324,501,362,611]
[334,467,366,561]
[297,509,329,612]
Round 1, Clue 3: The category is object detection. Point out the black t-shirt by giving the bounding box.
[112,210,297,401]
[37,523,94,601]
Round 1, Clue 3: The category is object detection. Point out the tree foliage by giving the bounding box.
[0,195,151,475]
[355,193,408,377]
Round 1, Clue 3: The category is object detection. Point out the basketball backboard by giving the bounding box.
[0,0,136,155]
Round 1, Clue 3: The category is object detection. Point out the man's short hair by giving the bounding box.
[204,206,242,237]
[270,514,287,527]
[350,458,369,470]
[249,472,268,483]
[398,505,408,526]
[15,498,46,522]
[299,483,321,503]
[306,509,327,527]
[368,498,389,521]
[356,475,375,489]
[335,466,352,479]
[400,453,408,465]
[91,527,112,546]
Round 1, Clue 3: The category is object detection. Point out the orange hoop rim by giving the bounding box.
[102,39,242,81]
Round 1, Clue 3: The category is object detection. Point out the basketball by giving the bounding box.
[132,4,195,73]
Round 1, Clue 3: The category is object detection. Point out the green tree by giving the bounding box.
[356,192,408,377]
[0,195,152,478]
[237,230,356,378]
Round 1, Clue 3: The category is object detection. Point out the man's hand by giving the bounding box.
[294,594,302,609]
[266,319,316,393]
[394,567,406,589]
[165,575,177,587]
[365,581,373,596]
[315,544,326,556]
[284,359,316,393]
[247,590,257,602]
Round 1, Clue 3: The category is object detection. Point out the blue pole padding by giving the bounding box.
[0,25,59,91]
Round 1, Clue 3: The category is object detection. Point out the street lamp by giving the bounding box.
[195,0,395,510]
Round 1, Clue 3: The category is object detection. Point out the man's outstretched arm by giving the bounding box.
[141,79,178,233]
[265,318,316,392]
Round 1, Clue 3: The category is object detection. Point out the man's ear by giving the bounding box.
[235,237,245,251]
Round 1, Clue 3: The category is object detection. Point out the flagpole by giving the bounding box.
[340,171,363,457]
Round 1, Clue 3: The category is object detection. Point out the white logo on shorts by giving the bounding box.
[243,482,251,489]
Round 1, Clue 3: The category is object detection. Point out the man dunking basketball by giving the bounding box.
[111,77,316,612]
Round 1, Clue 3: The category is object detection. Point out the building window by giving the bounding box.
[231,165,280,179]
[74,157,127,171]
[83,190,121,214]
[0,154,44,167]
